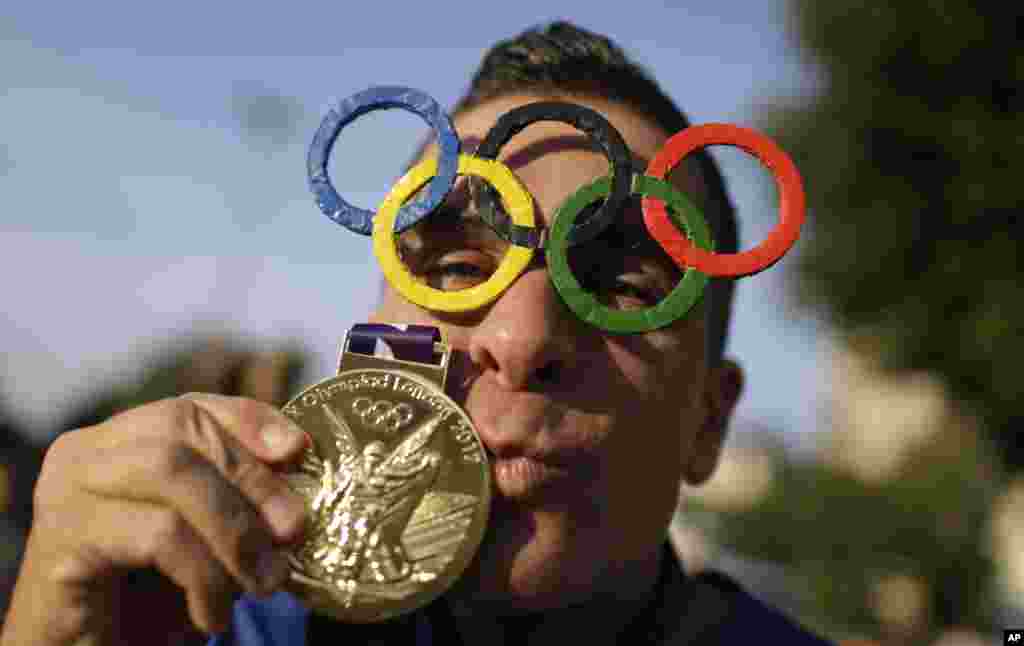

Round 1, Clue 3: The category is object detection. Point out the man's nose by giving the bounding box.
[466,268,579,390]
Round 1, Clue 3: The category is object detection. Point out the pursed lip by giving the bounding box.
[445,354,599,500]
[489,455,572,500]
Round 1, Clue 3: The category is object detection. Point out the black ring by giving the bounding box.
[470,102,633,248]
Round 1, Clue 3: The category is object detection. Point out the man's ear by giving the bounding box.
[683,358,744,486]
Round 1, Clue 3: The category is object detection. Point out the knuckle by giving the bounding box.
[178,391,219,405]
[233,397,281,439]
[154,441,202,480]
[166,397,206,438]
[169,398,241,475]
[168,392,199,410]
[168,395,204,427]
[232,396,267,424]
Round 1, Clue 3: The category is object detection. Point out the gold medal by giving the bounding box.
[280,327,490,623]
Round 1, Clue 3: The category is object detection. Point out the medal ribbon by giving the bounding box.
[347,323,442,365]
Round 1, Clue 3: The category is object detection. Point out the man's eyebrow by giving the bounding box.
[397,207,504,257]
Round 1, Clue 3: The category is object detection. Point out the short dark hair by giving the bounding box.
[453,21,740,363]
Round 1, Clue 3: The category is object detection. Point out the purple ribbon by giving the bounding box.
[348,324,442,365]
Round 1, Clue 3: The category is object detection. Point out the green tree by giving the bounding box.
[693,3,1022,641]
[60,335,309,431]
[770,1,1023,469]
[694,425,1001,642]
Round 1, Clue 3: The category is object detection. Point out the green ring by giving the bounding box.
[546,174,714,334]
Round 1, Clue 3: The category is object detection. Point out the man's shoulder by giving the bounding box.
[659,566,835,645]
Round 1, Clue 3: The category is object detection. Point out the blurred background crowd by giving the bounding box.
[1,1,1021,644]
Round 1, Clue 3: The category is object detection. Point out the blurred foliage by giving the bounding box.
[766,1,1023,469]
[61,335,309,431]
[688,1,1024,642]
[692,424,1003,643]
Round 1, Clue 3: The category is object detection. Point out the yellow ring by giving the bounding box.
[373,153,535,312]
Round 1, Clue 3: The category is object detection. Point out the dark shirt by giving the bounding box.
[208,546,834,645]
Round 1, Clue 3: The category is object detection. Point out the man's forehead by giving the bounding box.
[416,95,710,210]
[420,133,635,175]
[421,93,661,165]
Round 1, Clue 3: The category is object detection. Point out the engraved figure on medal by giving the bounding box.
[282,369,489,622]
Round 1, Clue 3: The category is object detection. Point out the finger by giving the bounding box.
[170,396,308,542]
[81,438,293,597]
[88,396,308,542]
[94,393,310,465]
[178,393,311,464]
[81,497,245,635]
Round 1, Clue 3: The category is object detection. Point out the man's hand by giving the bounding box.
[0,394,309,646]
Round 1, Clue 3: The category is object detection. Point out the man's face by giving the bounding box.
[369,94,742,610]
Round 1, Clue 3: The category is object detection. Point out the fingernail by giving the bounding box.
[263,492,305,538]
[261,423,301,457]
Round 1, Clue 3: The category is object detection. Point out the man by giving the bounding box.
[0,22,832,645]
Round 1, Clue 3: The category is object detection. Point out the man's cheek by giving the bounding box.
[604,340,667,396]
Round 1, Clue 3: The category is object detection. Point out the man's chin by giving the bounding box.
[449,555,571,614]
[447,503,594,612]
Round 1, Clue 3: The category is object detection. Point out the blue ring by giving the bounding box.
[307,86,460,235]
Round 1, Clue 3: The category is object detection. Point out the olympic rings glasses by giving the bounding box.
[307,86,807,334]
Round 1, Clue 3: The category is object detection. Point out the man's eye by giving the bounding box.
[600,277,664,309]
[440,262,486,278]
[426,261,492,290]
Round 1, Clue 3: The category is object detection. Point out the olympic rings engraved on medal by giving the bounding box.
[351,397,415,433]
[547,174,714,334]
[373,153,535,312]
[642,124,806,277]
[307,86,460,235]
[471,101,634,248]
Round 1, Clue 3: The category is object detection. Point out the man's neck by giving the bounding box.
[445,546,665,646]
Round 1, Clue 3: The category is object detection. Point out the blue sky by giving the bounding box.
[0,1,829,443]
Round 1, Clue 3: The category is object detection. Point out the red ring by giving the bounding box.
[642,124,806,277]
